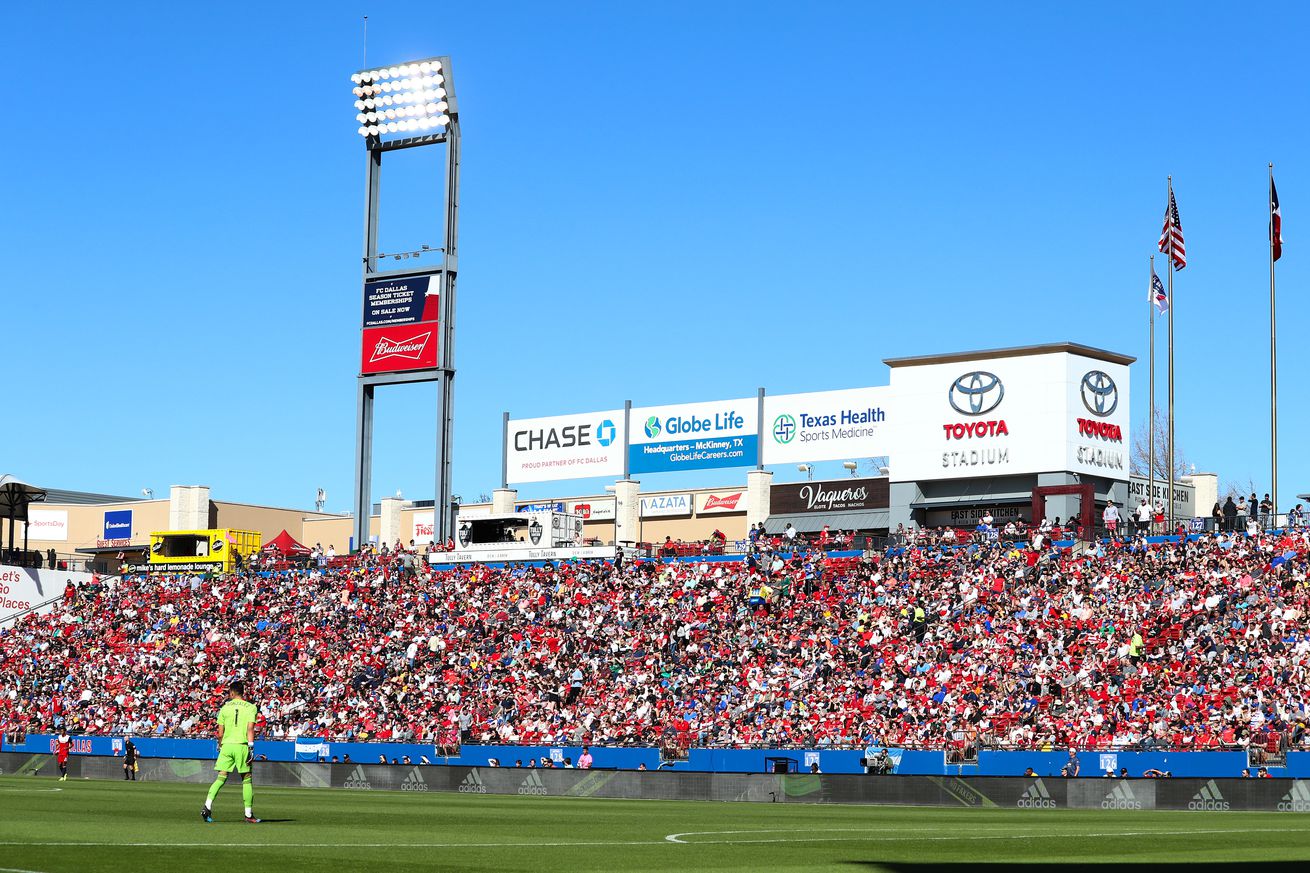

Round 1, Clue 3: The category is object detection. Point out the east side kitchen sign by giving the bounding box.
[886,350,1131,483]
[505,410,626,484]
[771,478,889,514]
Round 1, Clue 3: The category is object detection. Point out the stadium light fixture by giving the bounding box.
[351,57,453,139]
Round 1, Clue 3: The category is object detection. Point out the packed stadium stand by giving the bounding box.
[4,527,1308,761]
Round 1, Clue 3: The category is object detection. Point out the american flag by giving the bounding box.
[1271,174,1282,262]
[1158,184,1186,270]
[1150,268,1168,313]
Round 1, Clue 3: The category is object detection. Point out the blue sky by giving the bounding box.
[3,2,1304,510]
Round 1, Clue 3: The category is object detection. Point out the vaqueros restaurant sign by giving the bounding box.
[771,478,889,514]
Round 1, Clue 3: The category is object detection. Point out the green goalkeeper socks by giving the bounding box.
[205,775,226,808]
[242,778,253,812]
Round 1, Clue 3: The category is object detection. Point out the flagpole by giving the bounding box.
[1149,254,1156,532]
[1167,176,1175,531]
[1270,162,1278,528]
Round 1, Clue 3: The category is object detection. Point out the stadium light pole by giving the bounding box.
[350,56,461,552]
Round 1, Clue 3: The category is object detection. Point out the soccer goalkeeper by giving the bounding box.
[201,682,260,823]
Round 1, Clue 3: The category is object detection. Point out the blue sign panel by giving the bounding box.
[627,400,759,474]
[516,502,565,513]
[103,510,132,541]
[363,275,438,327]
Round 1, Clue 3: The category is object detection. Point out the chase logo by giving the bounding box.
[772,414,797,444]
[596,419,616,447]
[644,416,662,439]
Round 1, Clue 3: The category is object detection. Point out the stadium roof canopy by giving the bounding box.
[0,475,47,521]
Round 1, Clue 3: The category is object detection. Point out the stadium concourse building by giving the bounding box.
[11,343,1214,573]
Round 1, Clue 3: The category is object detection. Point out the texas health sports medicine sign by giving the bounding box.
[629,399,758,474]
[763,386,891,465]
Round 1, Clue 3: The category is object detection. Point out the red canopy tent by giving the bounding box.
[261,529,311,557]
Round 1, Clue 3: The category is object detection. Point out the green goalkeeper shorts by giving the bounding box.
[214,743,252,775]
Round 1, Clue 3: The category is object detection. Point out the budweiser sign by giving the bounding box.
[361,322,439,375]
[371,330,432,363]
[698,492,744,513]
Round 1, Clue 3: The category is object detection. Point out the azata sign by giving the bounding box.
[640,493,693,518]
[360,321,439,375]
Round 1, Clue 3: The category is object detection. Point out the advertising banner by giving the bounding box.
[629,399,758,474]
[103,510,133,542]
[363,275,440,327]
[1064,356,1132,479]
[640,493,692,518]
[771,478,889,515]
[888,350,1131,484]
[695,491,747,515]
[763,387,891,465]
[1128,476,1196,520]
[517,502,566,513]
[21,509,67,542]
[411,512,435,544]
[924,504,1030,528]
[505,410,625,484]
[567,498,615,521]
[0,565,94,621]
[361,321,440,375]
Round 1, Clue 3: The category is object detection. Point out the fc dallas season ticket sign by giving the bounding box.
[360,275,440,375]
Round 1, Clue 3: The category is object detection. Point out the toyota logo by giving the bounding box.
[1080,370,1118,416]
[948,371,1005,416]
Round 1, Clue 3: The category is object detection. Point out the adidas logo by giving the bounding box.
[457,770,487,794]
[1101,781,1142,810]
[1277,780,1310,812]
[1016,778,1057,808]
[1188,779,1230,811]
[517,770,548,796]
[400,766,428,792]
[342,765,372,790]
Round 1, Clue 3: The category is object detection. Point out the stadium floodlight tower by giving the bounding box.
[349,56,460,552]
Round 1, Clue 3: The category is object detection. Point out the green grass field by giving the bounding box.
[1,774,1308,872]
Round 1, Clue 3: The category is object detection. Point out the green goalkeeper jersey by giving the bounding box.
[217,699,258,743]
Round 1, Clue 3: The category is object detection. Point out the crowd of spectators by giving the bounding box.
[3,524,1308,760]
